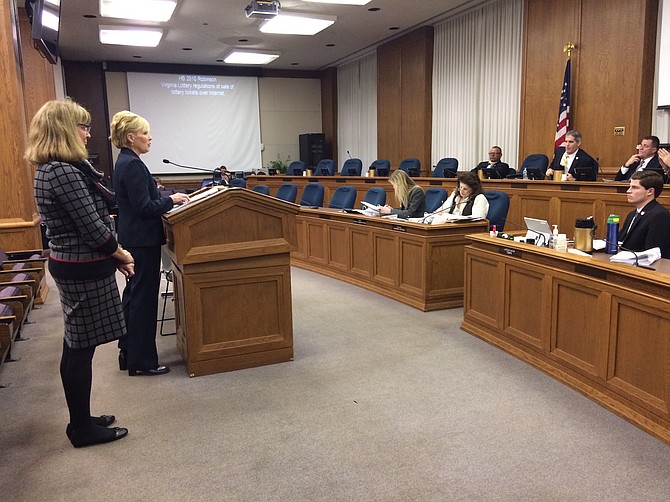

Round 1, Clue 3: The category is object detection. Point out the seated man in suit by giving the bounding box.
[614,135,665,182]
[619,170,670,258]
[471,146,510,179]
[546,130,598,181]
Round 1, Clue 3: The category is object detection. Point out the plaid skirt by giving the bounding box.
[53,274,126,349]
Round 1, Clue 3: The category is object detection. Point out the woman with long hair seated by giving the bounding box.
[433,172,489,223]
[379,169,426,218]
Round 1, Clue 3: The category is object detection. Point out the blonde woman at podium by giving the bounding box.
[111,111,189,377]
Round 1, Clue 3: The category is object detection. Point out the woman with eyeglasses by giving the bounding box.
[433,172,489,223]
[26,99,133,448]
[110,111,189,377]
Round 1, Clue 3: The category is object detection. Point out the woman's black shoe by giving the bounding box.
[128,365,170,376]
[91,415,115,427]
[66,423,128,448]
[118,352,127,371]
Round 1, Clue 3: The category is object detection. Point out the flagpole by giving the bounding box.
[563,42,575,60]
[554,43,575,152]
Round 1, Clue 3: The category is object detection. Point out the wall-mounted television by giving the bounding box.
[26,0,61,64]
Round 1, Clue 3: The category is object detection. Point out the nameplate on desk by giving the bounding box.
[354,219,367,225]
[560,184,579,191]
[319,214,331,220]
[392,225,406,232]
[336,179,346,183]
[499,246,522,257]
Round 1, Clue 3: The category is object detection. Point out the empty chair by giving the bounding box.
[399,157,421,177]
[424,188,449,212]
[369,159,390,177]
[328,186,357,210]
[228,178,247,188]
[362,187,386,207]
[300,182,325,207]
[201,178,217,188]
[340,158,363,176]
[315,159,336,176]
[288,160,307,176]
[433,158,459,178]
[275,183,298,203]
[252,184,270,195]
[517,154,549,179]
[484,190,511,231]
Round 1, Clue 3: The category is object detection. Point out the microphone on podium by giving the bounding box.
[162,159,223,183]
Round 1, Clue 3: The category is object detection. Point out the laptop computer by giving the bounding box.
[523,217,552,246]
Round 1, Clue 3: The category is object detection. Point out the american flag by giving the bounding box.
[554,59,571,151]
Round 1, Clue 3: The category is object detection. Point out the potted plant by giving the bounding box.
[267,154,291,174]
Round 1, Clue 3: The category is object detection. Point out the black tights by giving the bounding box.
[60,340,95,427]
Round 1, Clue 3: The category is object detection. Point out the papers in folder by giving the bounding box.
[429,213,482,224]
[166,186,221,213]
[609,247,661,267]
[360,201,381,217]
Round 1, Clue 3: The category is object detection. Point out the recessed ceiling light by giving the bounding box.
[223,50,280,65]
[260,13,336,36]
[303,0,371,4]
[99,26,163,47]
[99,0,177,23]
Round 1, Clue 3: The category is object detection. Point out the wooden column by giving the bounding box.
[0,3,55,250]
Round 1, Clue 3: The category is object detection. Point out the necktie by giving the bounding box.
[560,153,568,168]
[637,159,646,172]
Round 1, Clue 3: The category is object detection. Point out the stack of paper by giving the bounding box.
[609,247,661,267]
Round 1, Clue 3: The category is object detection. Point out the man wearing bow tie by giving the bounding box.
[546,130,598,181]
[614,135,664,182]
[619,170,670,258]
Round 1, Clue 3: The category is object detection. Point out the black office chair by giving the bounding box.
[340,158,363,176]
[228,178,247,188]
[424,188,448,212]
[328,186,357,210]
[315,159,336,176]
[484,190,510,231]
[275,183,298,203]
[300,183,325,207]
[399,158,421,177]
[362,187,386,207]
[433,158,459,178]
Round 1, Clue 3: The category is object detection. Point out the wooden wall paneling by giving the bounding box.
[350,227,373,278]
[463,250,500,327]
[62,62,113,184]
[377,42,402,166]
[320,67,338,165]
[519,0,581,165]
[505,264,545,350]
[577,0,658,169]
[0,2,43,250]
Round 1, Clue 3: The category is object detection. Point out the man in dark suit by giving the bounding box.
[619,170,670,258]
[471,146,510,179]
[546,130,598,181]
[614,135,665,182]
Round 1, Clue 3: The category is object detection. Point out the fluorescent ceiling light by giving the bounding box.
[100,0,177,23]
[260,13,336,36]
[302,0,371,4]
[99,26,163,47]
[224,50,280,65]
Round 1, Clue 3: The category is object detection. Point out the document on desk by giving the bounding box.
[610,247,661,267]
[167,186,221,213]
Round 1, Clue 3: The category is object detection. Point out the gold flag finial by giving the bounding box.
[563,43,575,60]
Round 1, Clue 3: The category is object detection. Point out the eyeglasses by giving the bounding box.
[78,123,92,133]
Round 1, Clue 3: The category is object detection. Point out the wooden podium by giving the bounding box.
[162,187,298,377]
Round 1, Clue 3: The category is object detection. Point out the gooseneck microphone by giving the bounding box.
[162,158,216,174]
[346,150,353,159]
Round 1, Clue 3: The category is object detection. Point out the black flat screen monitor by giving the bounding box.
[319,167,331,175]
[443,169,458,179]
[573,166,596,181]
[525,167,544,180]
[346,168,357,176]
[292,167,304,176]
[407,168,420,177]
[375,167,389,177]
[268,168,277,175]
[482,168,501,179]
[28,0,61,64]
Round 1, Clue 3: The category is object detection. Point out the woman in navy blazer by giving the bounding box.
[111,111,189,376]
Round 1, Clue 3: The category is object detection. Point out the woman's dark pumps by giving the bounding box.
[128,365,170,376]
[66,423,128,448]
[118,351,127,371]
[91,415,115,427]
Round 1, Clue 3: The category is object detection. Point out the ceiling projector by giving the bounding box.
[244,0,280,19]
